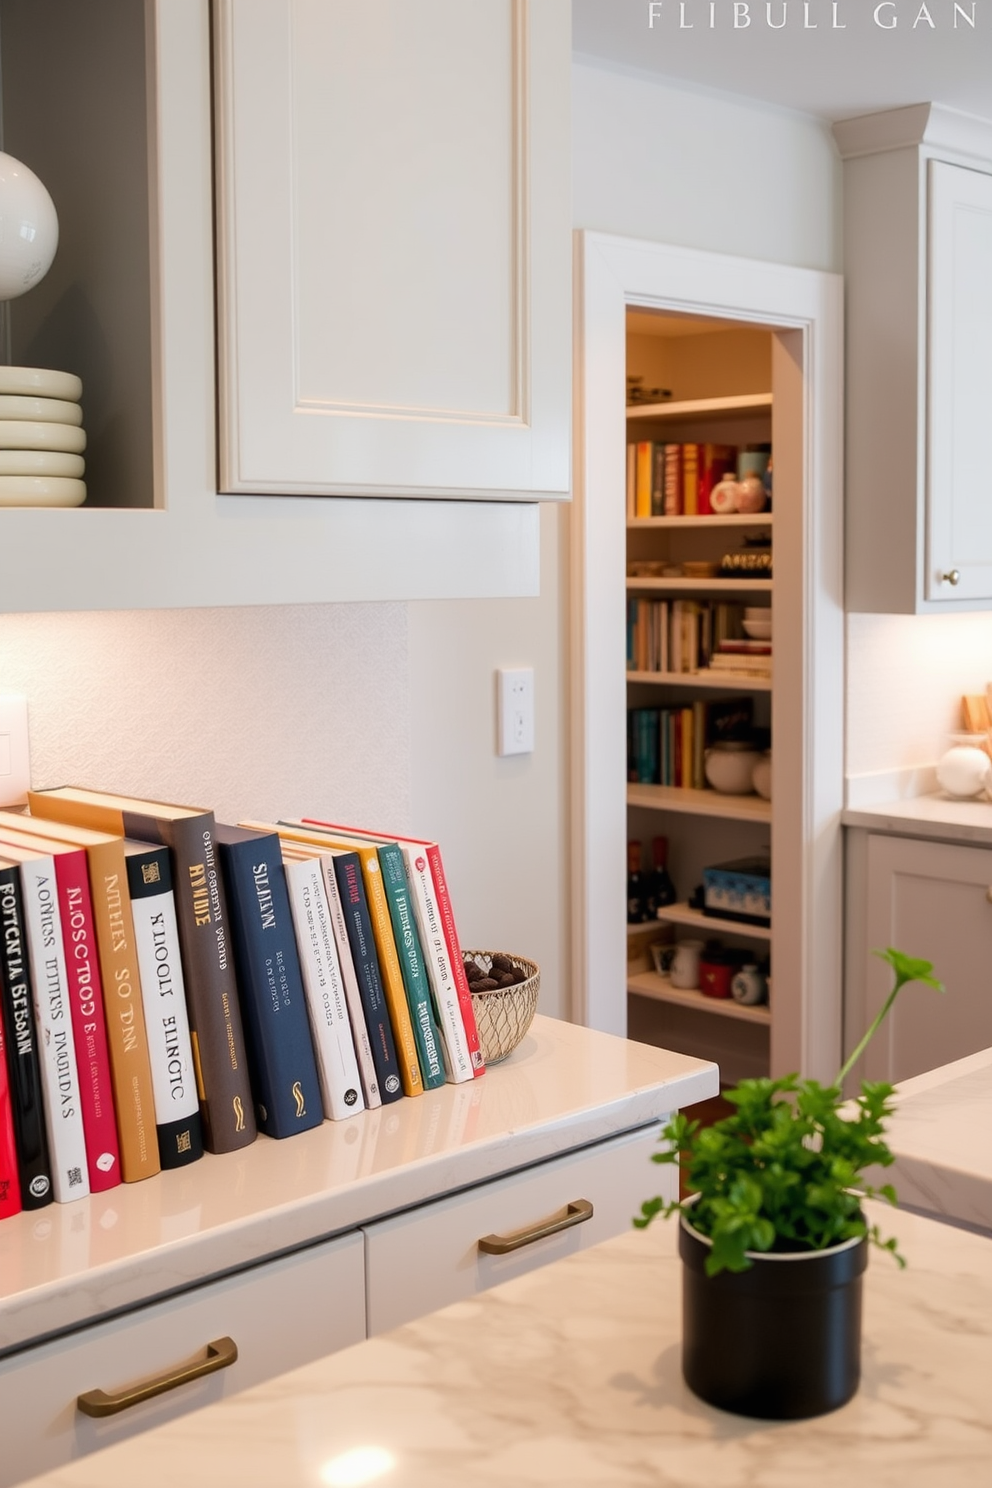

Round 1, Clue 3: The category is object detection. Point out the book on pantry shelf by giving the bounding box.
[214,825,323,1139]
[123,842,204,1168]
[284,818,484,1078]
[280,849,366,1121]
[0,823,122,1191]
[26,788,257,1156]
[0,846,91,1201]
[0,997,22,1219]
[0,857,53,1208]
[635,441,653,519]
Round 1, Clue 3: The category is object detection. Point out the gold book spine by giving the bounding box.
[84,839,160,1182]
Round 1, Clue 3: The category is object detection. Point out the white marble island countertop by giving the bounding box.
[19,1200,992,1488]
[877,1046,992,1233]
[0,1016,717,1356]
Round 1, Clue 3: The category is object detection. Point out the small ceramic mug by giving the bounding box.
[669,938,704,989]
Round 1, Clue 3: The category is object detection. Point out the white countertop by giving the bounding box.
[19,1199,992,1488]
[877,1046,992,1233]
[0,1016,717,1357]
[842,791,992,844]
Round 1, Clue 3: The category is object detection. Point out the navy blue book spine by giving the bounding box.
[332,852,403,1104]
[215,827,323,1138]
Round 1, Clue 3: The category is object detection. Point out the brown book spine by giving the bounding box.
[84,839,161,1183]
[123,812,257,1155]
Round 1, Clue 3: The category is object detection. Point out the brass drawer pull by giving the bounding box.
[77,1336,238,1418]
[478,1198,594,1255]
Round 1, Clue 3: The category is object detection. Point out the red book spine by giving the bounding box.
[53,855,121,1192]
[0,1007,23,1219]
[423,845,484,1076]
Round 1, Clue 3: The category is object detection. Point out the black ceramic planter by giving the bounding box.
[678,1214,868,1419]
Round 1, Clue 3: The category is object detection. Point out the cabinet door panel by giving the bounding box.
[0,1232,365,1488]
[926,161,992,602]
[213,0,571,498]
[364,1125,667,1335]
[864,835,992,1082]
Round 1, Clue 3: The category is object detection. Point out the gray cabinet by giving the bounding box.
[846,828,992,1083]
[836,105,992,613]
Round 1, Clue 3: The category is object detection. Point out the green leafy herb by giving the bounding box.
[635,948,943,1275]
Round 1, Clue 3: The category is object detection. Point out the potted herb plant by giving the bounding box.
[635,948,943,1420]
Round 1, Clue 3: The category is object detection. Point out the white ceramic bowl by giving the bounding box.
[0,448,84,477]
[0,394,82,425]
[742,618,772,640]
[0,474,86,507]
[0,366,82,400]
[0,420,86,453]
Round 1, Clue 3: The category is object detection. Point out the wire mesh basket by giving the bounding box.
[463,950,540,1064]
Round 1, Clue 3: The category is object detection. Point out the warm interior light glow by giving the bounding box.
[320,1446,396,1487]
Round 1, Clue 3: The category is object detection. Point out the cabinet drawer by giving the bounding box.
[0,1230,364,1488]
[364,1125,668,1335]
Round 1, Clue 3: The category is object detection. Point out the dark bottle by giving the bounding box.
[645,836,677,919]
[627,840,646,924]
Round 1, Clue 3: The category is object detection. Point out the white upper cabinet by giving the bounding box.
[927,162,992,602]
[836,105,992,613]
[0,1,567,615]
[213,0,571,501]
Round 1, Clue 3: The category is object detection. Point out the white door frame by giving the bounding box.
[570,231,844,1081]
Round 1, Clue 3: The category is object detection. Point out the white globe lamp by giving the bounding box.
[0,150,59,301]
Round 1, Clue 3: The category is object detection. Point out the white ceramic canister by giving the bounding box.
[710,472,740,514]
[751,750,772,800]
[734,472,767,513]
[731,963,767,1005]
[704,740,762,794]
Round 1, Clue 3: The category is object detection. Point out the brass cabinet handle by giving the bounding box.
[478,1199,594,1255]
[77,1336,238,1418]
[941,569,961,586]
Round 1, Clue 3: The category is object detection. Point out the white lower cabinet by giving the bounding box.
[364,1125,667,1336]
[860,834,992,1082]
[0,1231,366,1488]
[0,1127,671,1487]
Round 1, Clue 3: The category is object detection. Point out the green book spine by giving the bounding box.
[377,844,446,1090]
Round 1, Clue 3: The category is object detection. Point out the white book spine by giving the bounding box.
[285,858,365,1121]
[318,855,382,1110]
[129,886,200,1128]
[400,845,473,1083]
[18,859,90,1202]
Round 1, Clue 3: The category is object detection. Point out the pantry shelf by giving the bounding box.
[626,393,773,422]
[627,970,772,1025]
[627,784,772,823]
[626,669,772,692]
[630,901,772,941]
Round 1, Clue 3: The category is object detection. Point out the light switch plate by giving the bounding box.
[0,693,30,806]
[497,667,534,756]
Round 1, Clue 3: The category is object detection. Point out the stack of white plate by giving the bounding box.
[0,367,86,507]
